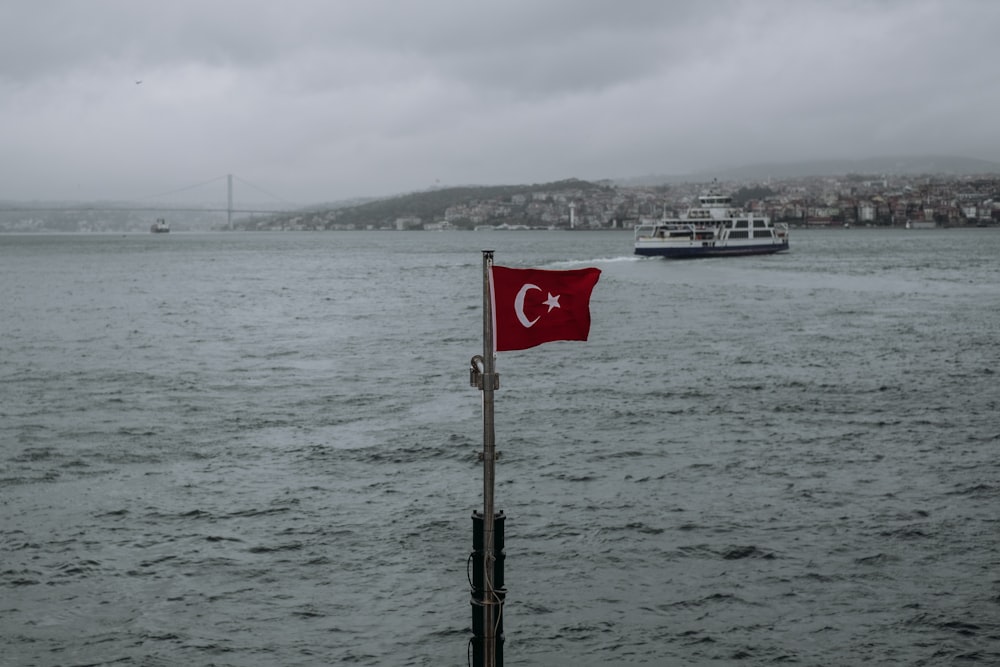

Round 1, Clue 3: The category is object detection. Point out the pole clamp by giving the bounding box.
[470,355,500,390]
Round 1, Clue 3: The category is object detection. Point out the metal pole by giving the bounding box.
[227,174,233,229]
[481,250,498,667]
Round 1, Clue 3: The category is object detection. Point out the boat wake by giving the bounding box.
[548,255,639,268]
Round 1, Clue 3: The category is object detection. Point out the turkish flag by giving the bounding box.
[490,265,601,351]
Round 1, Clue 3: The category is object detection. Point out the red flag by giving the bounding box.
[490,265,601,352]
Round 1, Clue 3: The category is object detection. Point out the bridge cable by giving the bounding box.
[132,175,230,201]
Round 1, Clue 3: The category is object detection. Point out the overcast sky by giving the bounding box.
[2,0,999,205]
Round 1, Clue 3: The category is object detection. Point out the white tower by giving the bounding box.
[569,202,576,229]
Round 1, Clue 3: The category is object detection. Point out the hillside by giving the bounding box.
[236,178,614,231]
[618,154,1000,186]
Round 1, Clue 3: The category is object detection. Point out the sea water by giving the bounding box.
[1,229,998,666]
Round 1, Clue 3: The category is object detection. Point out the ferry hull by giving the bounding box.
[635,241,789,258]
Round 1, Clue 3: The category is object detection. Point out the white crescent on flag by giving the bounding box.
[514,283,541,328]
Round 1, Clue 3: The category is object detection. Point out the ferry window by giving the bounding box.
[753,219,766,228]
[735,219,749,228]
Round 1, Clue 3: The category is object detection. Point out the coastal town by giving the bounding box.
[2,172,999,233]
[254,172,1000,232]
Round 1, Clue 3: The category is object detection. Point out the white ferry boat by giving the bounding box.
[150,218,170,233]
[634,192,788,258]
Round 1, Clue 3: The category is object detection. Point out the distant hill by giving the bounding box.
[236,178,611,230]
[618,155,1000,186]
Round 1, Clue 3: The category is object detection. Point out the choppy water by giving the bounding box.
[2,229,998,666]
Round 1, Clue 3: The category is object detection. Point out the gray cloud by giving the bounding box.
[2,0,998,204]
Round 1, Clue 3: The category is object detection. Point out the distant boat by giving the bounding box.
[634,191,789,258]
[150,218,170,233]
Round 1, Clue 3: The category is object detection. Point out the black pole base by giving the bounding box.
[469,510,506,667]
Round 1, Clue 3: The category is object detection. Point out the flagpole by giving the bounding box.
[469,256,600,664]
[481,249,499,667]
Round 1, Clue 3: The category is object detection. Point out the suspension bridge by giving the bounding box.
[0,174,299,229]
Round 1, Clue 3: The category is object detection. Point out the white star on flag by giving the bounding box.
[542,293,561,312]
